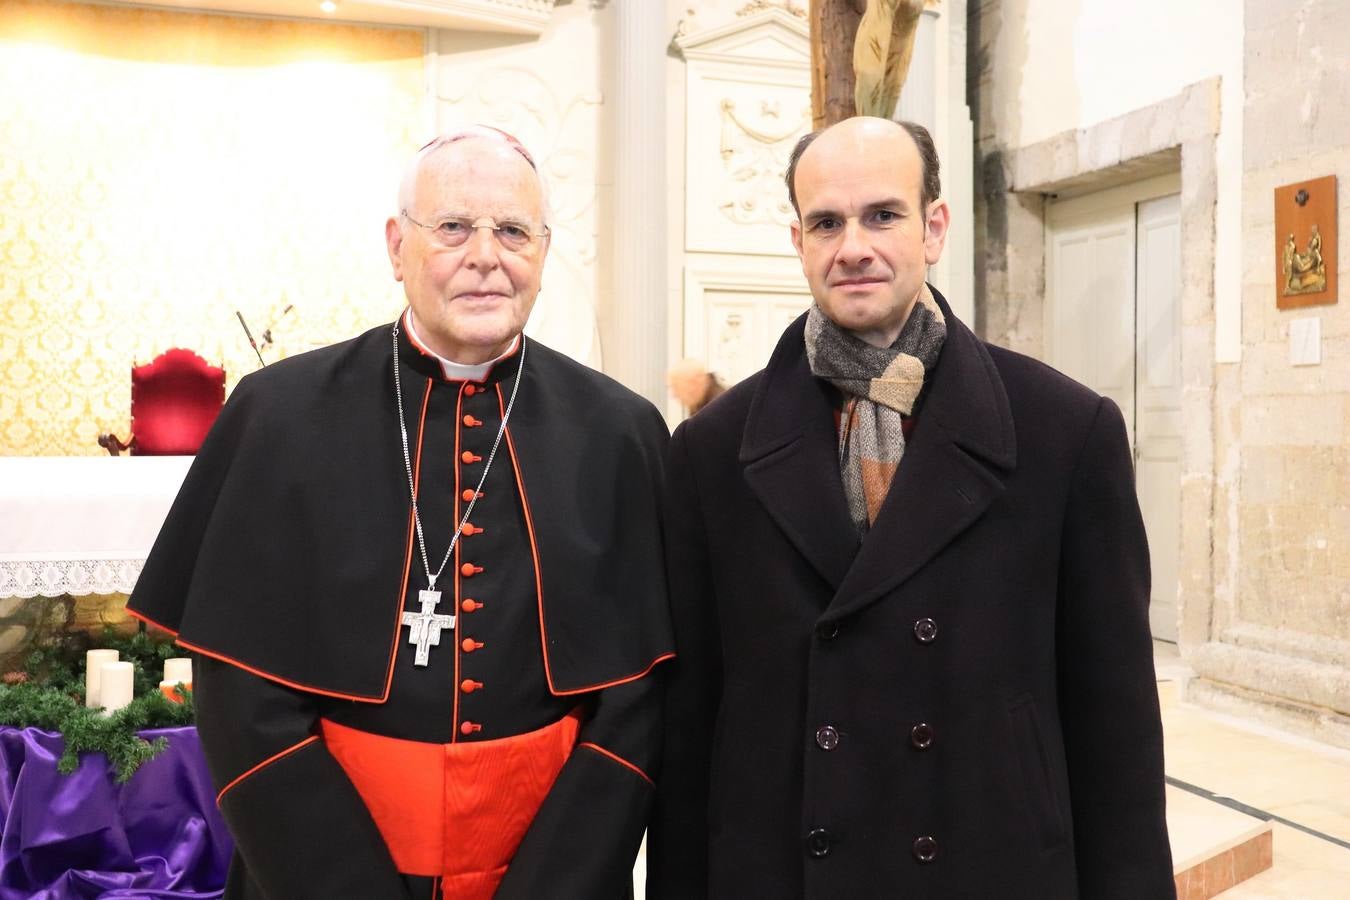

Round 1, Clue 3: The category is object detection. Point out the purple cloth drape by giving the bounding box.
[0,726,230,898]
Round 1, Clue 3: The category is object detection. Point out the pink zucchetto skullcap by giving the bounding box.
[418,126,537,170]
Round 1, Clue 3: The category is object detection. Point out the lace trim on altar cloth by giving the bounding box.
[0,560,144,598]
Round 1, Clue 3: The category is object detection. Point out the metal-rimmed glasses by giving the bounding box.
[401,210,549,253]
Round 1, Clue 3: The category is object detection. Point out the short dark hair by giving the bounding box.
[785,119,942,218]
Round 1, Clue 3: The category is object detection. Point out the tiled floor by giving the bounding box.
[1156,642,1350,898]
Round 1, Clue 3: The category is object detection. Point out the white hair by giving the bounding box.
[396,125,552,228]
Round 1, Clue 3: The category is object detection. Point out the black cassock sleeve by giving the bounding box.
[494,673,663,900]
[193,656,411,900]
[645,424,721,900]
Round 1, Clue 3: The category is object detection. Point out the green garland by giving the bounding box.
[0,627,195,782]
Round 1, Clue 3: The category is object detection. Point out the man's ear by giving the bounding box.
[790,218,805,260]
[385,217,405,282]
[923,199,950,266]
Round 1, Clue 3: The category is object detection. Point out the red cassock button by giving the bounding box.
[461,638,484,653]
[461,489,483,503]
[461,451,482,464]
[461,598,481,612]
[464,384,477,396]
[460,563,482,577]
[460,721,482,735]
[460,679,483,694]
[462,415,483,427]
[462,523,481,536]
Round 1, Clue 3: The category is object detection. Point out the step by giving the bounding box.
[1168,785,1274,899]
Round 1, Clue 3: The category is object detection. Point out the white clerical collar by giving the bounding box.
[403,309,521,382]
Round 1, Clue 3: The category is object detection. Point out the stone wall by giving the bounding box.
[1185,0,1350,746]
[968,0,1350,746]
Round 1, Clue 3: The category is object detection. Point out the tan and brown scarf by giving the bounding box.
[804,286,947,534]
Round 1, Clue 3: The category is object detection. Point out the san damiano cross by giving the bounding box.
[402,589,455,667]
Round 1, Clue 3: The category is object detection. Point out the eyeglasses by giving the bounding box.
[402,211,549,252]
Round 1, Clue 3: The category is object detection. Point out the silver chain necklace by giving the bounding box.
[391,318,525,666]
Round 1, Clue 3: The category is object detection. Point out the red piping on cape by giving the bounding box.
[125,607,180,637]
[129,609,394,702]
[497,386,676,697]
[133,376,432,704]
[451,385,464,741]
[578,742,654,786]
[216,735,319,805]
[378,379,434,701]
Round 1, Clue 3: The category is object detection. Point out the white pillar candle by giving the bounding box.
[99,661,135,714]
[85,649,120,708]
[163,657,193,686]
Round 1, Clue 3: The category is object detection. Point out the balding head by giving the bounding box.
[785,117,941,220]
[398,126,551,226]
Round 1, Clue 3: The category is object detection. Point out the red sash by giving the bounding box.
[320,712,580,899]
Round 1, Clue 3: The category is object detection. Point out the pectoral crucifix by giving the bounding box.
[402,589,455,667]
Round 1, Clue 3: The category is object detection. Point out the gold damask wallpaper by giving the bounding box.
[0,1,426,454]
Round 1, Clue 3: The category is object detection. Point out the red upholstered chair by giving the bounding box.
[98,349,225,456]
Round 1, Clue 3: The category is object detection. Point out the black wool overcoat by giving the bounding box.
[648,286,1175,899]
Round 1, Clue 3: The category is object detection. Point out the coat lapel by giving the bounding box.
[740,315,860,592]
[822,287,1018,622]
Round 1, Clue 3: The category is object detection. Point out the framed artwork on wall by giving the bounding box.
[1274,175,1337,309]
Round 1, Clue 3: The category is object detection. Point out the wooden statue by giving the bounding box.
[809,0,927,127]
[853,0,926,118]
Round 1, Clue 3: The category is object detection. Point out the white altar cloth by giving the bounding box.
[0,457,193,598]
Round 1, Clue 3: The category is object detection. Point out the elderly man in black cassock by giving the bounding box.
[128,126,673,900]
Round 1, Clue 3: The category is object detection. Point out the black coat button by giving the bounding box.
[815,621,840,640]
[913,835,938,863]
[910,723,934,750]
[913,618,938,643]
[806,828,832,858]
[815,725,840,751]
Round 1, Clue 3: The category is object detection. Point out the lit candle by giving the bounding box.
[99,661,135,714]
[85,649,120,708]
[163,657,193,686]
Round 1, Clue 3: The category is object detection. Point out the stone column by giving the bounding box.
[603,0,667,406]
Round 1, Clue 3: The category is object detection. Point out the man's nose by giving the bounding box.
[462,225,501,269]
[835,219,872,266]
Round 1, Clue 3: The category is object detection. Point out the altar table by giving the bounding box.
[0,458,192,599]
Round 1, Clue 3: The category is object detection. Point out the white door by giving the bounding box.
[1134,195,1182,642]
[1046,176,1182,642]
[1046,202,1137,445]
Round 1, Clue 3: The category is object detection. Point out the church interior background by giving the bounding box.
[0,0,1347,895]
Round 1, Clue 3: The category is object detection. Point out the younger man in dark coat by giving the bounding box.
[649,117,1174,898]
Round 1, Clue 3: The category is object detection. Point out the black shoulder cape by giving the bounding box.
[128,323,673,700]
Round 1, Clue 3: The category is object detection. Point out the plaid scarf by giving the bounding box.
[804,286,947,534]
